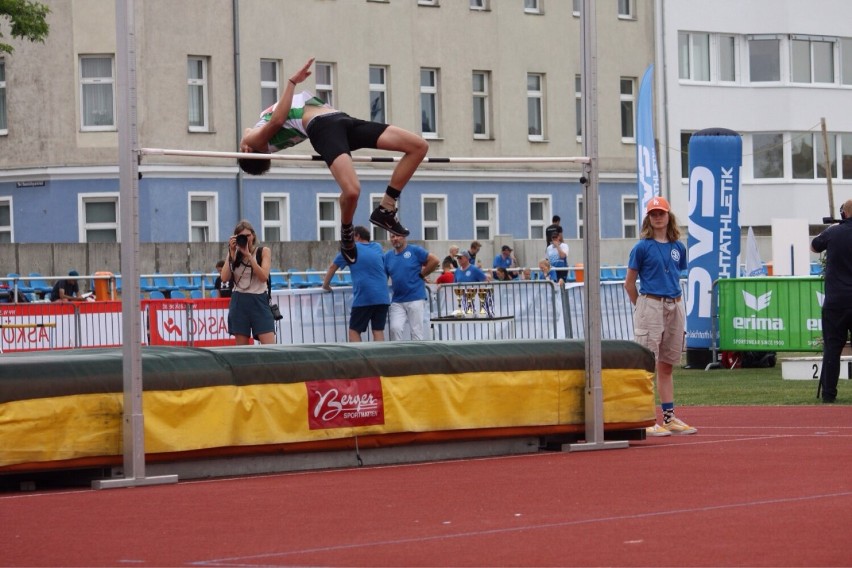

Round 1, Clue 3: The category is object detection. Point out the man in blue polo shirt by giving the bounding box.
[492,245,518,279]
[385,234,440,340]
[455,250,488,283]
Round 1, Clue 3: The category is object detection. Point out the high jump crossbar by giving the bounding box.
[140,148,590,165]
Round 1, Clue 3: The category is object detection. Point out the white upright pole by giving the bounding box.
[569,0,629,452]
[93,0,177,489]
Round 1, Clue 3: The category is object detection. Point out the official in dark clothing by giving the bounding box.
[810,199,852,403]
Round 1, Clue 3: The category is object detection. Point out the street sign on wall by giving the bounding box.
[717,277,824,352]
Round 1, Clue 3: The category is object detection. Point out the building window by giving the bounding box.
[843,38,852,85]
[470,0,487,10]
[80,55,115,130]
[620,77,636,141]
[527,73,545,140]
[576,196,584,239]
[574,74,583,140]
[79,194,119,243]
[315,62,335,107]
[370,195,389,241]
[262,194,289,242]
[422,196,446,241]
[678,32,710,81]
[680,131,693,178]
[369,65,388,124]
[622,197,638,239]
[842,134,852,180]
[719,34,737,82]
[0,197,12,243]
[791,132,838,180]
[524,0,542,15]
[418,0,439,5]
[748,36,781,82]
[572,0,580,17]
[791,36,836,84]
[0,59,6,134]
[187,56,210,131]
[260,59,280,110]
[472,71,491,139]
[528,196,550,239]
[617,0,634,19]
[318,195,339,241]
[189,194,217,242]
[752,133,784,179]
[420,67,439,137]
[474,196,496,241]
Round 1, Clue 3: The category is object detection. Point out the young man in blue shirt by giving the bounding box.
[385,234,440,340]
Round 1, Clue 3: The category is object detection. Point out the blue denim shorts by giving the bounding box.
[228,291,275,337]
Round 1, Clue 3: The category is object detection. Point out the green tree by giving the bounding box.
[0,0,50,54]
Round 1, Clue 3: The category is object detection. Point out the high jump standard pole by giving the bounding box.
[93,0,178,489]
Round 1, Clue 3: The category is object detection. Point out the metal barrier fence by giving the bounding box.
[0,279,692,352]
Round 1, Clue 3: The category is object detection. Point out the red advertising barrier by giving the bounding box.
[143,298,234,347]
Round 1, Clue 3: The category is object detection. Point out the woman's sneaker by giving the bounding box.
[646,424,672,437]
[663,417,697,435]
[370,206,410,236]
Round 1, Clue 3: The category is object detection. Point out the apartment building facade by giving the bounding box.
[0,0,654,247]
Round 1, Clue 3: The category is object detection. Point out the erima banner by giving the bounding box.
[686,128,742,350]
[635,64,659,219]
[717,277,824,352]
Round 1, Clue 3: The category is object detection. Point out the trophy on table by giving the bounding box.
[452,287,464,317]
[477,288,488,316]
[464,287,476,316]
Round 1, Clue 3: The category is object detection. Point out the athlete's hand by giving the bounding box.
[289,57,315,85]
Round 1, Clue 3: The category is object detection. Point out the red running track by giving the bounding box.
[2,406,851,567]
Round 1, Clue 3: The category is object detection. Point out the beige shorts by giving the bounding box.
[632,295,685,365]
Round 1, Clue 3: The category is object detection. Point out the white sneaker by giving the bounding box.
[646,424,672,437]
[663,417,697,435]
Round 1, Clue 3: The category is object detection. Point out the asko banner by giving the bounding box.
[306,377,385,430]
[717,277,824,352]
[686,128,742,350]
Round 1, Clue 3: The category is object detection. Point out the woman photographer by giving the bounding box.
[220,220,276,345]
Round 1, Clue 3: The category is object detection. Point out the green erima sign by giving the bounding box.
[717,277,824,352]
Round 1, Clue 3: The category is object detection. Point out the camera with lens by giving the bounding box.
[269,303,283,321]
[236,234,248,248]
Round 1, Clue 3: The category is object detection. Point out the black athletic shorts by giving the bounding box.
[306,112,390,166]
[349,304,389,334]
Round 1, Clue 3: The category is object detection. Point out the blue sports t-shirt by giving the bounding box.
[385,244,430,303]
[454,265,488,283]
[333,241,389,307]
[627,239,687,298]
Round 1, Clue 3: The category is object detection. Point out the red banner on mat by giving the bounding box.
[306,377,385,430]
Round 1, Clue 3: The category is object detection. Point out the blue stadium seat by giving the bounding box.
[270,269,289,289]
[27,272,53,297]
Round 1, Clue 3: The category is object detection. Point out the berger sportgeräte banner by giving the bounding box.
[686,128,742,357]
[717,277,824,352]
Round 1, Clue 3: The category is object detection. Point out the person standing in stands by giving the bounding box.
[624,196,696,437]
[492,245,518,279]
[321,226,390,342]
[545,215,562,246]
[384,234,440,341]
[213,260,233,298]
[810,199,852,403]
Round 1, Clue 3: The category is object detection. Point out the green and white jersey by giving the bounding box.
[254,91,329,152]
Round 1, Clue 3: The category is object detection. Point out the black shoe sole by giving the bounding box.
[370,209,410,237]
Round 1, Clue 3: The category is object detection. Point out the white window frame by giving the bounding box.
[473,195,498,241]
[528,195,551,240]
[79,55,116,132]
[261,193,290,242]
[188,192,218,243]
[524,0,542,15]
[0,59,6,135]
[842,38,852,85]
[718,34,739,83]
[617,0,635,20]
[470,0,488,11]
[790,35,837,85]
[619,76,636,143]
[260,58,280,110]
[527,73,545,141]
[574,74,583,141]
[420,67,439,138]
[678,32,710,82]
[315,61,335,107]
[421,195,447,241]
[747,35,783,84]
[621,196,638,239]
[78,193,120,243]
[0,197,13,243]
[369,65,389,124]
[187,56,210,132]
[370,194,389,241]
[750,132,785,180]
[572,0,580,17]
[472,71,491,139]
[317,194,340,241]
[576,195,584,239]
[418,0,439,5]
